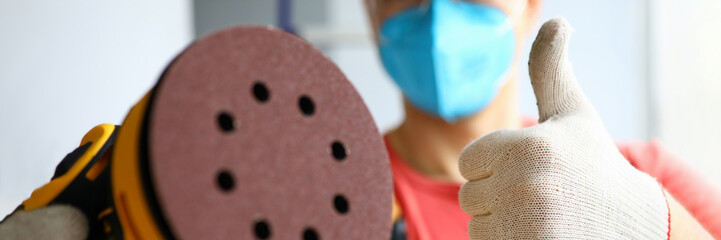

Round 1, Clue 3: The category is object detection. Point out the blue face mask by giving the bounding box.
[378,0,515,122]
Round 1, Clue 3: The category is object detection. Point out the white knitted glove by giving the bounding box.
[0,205,88,240]
[458,18,669,239]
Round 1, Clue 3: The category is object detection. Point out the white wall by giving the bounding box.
[0,1,193,216]
[192,0,325,37]
[652,0,721,186]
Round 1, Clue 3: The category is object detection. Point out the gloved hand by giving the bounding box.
[458,18,669,239]
[0,205,88,240]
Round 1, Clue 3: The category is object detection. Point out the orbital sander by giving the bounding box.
[8,26,393,240]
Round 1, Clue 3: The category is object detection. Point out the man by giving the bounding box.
[365,0,719,239]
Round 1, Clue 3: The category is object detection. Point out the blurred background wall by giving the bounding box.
[651,0,721,189]
[1,0,719,216]
[0,0,194,215]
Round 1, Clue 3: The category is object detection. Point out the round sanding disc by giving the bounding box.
[145,26,392,239]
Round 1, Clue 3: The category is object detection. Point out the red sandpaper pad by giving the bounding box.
[146,26,392,239]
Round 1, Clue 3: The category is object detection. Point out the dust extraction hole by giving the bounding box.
[253,82,270,103]
[298,95,315,116]
[333,194,349,215]
[254,220,272,239]
[330,141,347,161]
[216,170,234,192]
[217,112,236,133]
[302,228,319,240]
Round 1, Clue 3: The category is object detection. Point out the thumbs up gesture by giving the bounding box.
[458,18,669,239]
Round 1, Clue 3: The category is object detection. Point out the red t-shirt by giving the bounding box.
[387,119,721,240]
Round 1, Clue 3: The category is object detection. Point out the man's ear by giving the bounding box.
[520,0,544,37]
[364,0,382,44]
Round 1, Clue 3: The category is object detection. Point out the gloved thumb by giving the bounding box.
[529,17,589,123]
